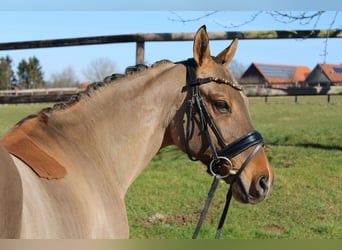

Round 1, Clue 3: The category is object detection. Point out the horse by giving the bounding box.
[0,26,273,238]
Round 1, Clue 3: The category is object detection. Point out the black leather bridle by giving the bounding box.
[183,59,265,239]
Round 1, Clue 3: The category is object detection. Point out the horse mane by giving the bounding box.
[15,59,173,126]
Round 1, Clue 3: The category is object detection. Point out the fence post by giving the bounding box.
[327,94,331,103]
[136,41,145,65]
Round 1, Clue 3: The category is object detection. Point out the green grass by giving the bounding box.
[0,95,341,239]
[0,103,47,135]
[126,95,342,239]
[249,96,342,148]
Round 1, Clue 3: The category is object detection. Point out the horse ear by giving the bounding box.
[193,25,211,66]
[216,38,238,66]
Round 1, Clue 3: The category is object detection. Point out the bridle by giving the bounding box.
[183,59,265,239]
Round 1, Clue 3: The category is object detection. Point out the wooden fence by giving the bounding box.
[0,29,341,64]
[0,88,83,104]
[0,29,341,104]
[1,86,341,104]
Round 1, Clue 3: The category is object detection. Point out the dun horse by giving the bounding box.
[0,26,273,238]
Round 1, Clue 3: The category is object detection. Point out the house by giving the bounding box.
[239,62,311,89]
[305,63,342,87]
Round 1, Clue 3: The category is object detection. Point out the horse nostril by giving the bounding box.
[257,175,269,195]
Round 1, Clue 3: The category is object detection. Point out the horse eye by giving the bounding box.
[214,100,231,113]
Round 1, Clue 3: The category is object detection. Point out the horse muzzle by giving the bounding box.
[232,173,273,204]
[209,130,273,204]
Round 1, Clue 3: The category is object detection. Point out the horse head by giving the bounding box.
[167,26,273,204]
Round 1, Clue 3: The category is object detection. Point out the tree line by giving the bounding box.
[0,54,246,90]
[0,55,44,90]
[0,55,89,90]
[0,55,119,90]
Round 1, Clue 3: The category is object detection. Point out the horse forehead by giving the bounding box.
[203,83,241,100]
[198,61,227,76]
[203,83,226,96]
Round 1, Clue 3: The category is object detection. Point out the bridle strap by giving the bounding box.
[192,176,220,239]
[218,130,264,159]
[184,59,265,239]
[215,185,233,239]
[215,142,263,239]
[192,142,264,239]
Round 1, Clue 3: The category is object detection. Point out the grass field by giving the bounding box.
[0,95,341,239]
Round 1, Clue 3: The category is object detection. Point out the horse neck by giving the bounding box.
[42,63,186,195]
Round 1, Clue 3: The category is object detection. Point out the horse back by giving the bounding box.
[0,144,23,238]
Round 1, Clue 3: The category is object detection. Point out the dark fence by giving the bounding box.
[0,93,76,104]
[0,88,82,104]
[1,86,341,104]
[0,29,341,64]
[0,29,341,104]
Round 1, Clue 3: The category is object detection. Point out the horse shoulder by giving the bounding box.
[0,144,23,238]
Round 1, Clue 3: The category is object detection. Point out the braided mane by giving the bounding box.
[16,60,173,125]
[43,60,173,113]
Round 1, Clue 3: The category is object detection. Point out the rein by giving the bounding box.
[184,59,265,239]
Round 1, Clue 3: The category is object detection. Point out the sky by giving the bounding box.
[0,1,341,83]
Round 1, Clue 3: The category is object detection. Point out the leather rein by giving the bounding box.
[183,59,265,239]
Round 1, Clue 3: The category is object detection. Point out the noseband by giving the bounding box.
[183,59,265,239]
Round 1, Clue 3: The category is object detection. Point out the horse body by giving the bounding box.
[1,62,186,238]
[11,155,128,238]
[0,26,273,238]
[0,145,22,238]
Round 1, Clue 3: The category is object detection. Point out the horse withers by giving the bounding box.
[0,26,273,238]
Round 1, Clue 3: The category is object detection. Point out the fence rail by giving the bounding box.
[0,87,81,96]
[0,88,83,104]
[1,86,341,104]
[0,29,341,104]
[0,29,341,64]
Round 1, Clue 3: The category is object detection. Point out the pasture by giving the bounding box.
[0,95,341,239]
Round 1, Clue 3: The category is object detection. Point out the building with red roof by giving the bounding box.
[239,62,311,88]
[305,64,342,87]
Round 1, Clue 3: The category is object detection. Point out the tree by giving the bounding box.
[82,57,116,82]
[50,66,79,87]
[17,60,29,88]
[169,11,339,63]
[17,56,44,89]
[0,56,14,90]
[169,11,335,28]
[229,60,247,79]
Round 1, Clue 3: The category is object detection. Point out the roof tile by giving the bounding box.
[254,62,310,83]
[318,64,342,82]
